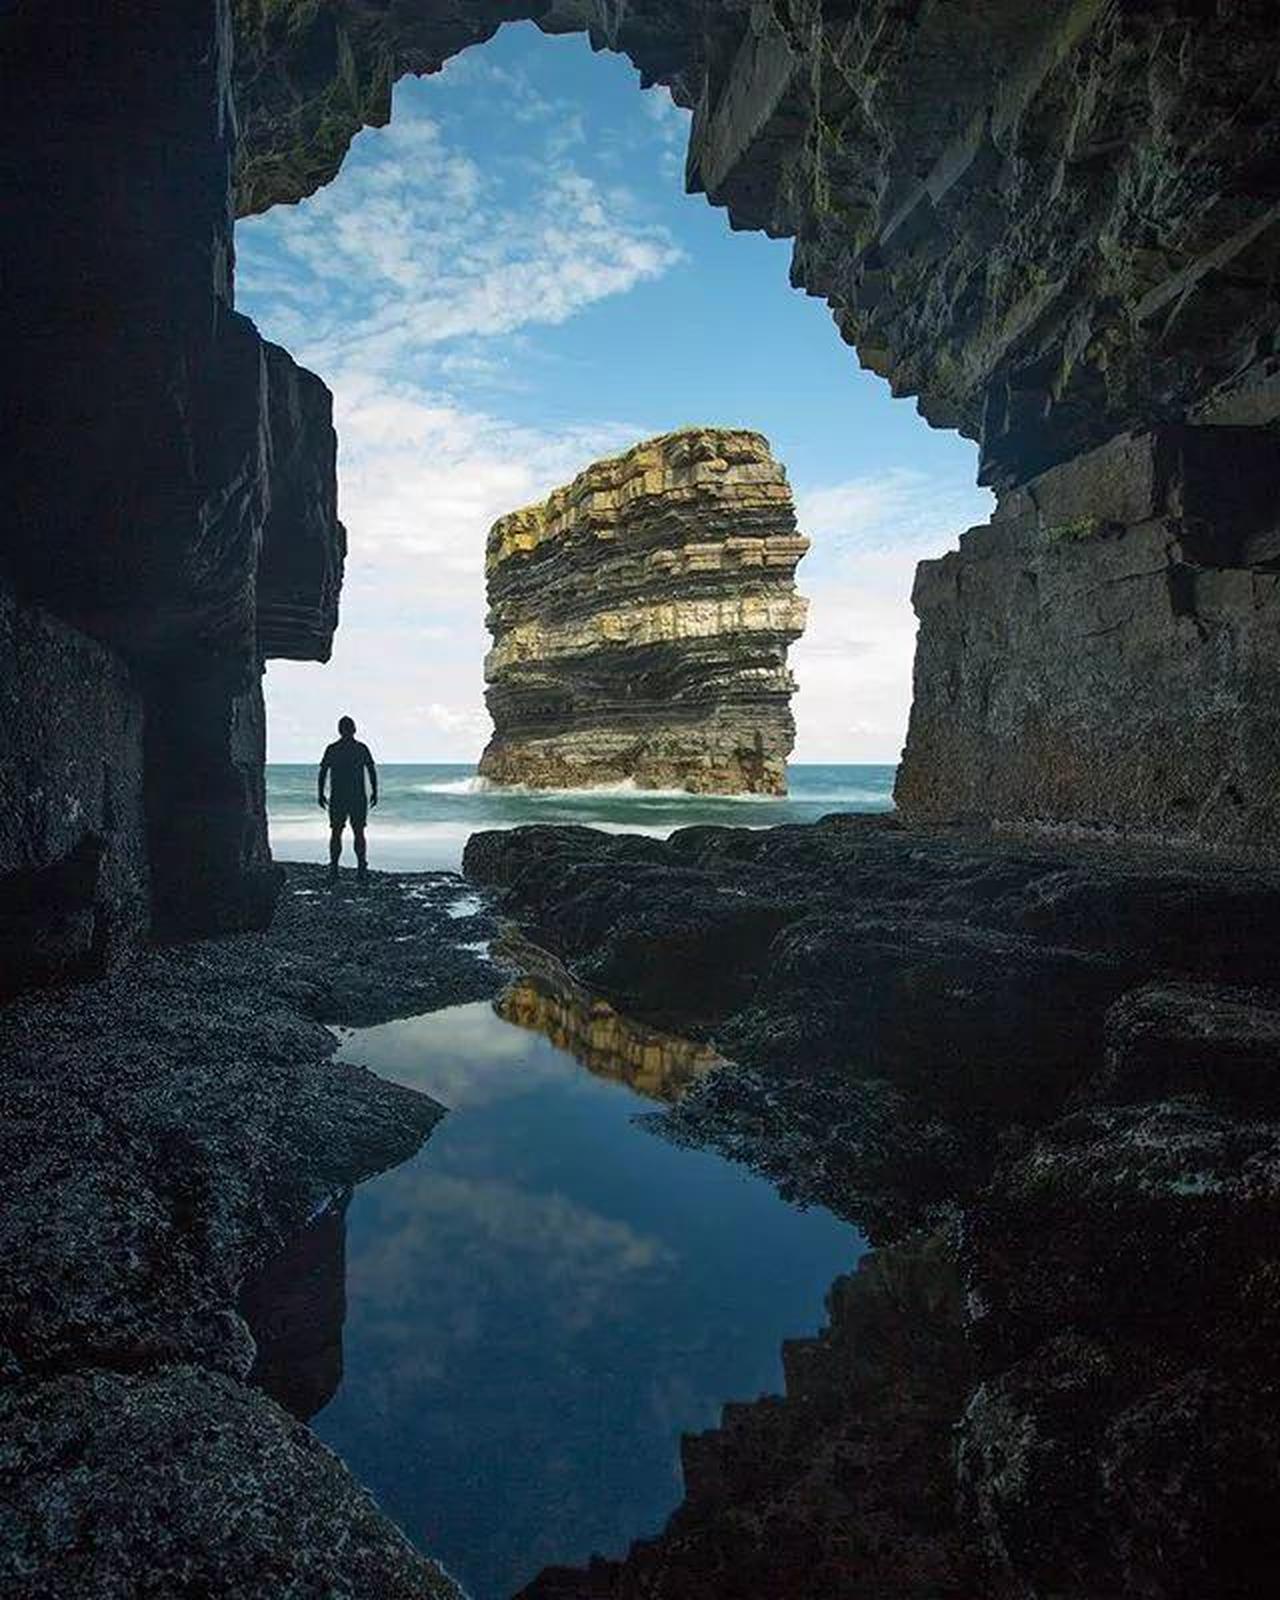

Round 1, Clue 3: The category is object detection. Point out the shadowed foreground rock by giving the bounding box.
[467,818,1280,1598]
[0,864,499,1599]
[0,1368,461,1600]
[520,1232,972,1600]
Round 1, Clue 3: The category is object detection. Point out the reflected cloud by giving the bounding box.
[336,1001,577,1108]
[349,1165,676,1339]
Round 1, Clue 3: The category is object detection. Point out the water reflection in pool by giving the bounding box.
[286,997,862,1599]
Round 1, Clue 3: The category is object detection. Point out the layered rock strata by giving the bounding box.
[897,425,1280,851]
[9,4,1280,1590]
[494,930,725,1101]
[479,429,808,794]
[3,2,344,975]
[232,0,1280,487]
[8,0,1280,952]
[229,0,1280,850]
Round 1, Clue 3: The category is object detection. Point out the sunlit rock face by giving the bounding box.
[494,932,724,1101]
[479,428,809,795]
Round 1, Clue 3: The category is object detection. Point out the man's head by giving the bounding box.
[337,715,356,738]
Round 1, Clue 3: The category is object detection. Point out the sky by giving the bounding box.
[236,23,992,766]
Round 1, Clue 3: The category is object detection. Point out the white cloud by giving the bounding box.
[236,101,683,382]
[237,79,684,766]
[240,48,989,775]
[798,467,990,561]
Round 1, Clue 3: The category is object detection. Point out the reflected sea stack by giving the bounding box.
[479,428,809,795]
[494,932,725,1102]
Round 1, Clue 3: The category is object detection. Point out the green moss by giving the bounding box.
[1045,515,1109,544]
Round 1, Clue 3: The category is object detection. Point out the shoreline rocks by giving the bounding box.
[0,863,500,1599]
[466,816,1280,1598]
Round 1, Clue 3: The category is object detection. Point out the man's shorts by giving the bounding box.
[329,798,368,831]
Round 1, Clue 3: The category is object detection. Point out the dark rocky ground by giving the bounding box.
[0,862,500,1599]
[465,816,1280,1600]
[7,827,1280,1599]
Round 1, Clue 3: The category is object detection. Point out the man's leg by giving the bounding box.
[329,820,343,883]
[353,820,368,883]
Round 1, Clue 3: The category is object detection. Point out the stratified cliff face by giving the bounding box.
[897,427,1280,852]
[9,0,1280,962]
[479,429,808,795]
[232,0,1280,488]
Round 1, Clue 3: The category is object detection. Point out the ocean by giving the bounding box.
[266,762,898,872]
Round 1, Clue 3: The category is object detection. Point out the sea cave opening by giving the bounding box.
[235,21,991,873]
[9,5,1280,1599]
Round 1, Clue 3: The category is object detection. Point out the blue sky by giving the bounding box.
[237,23,992,765]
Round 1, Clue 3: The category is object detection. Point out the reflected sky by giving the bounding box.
[317,1002,862,1599]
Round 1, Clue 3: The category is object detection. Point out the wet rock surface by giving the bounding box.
[10,2,1280,1590]
[0,863,498,1599]
[467,817,1280,1597]
[1,1366,462,1600]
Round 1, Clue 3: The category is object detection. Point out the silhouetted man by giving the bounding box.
[318,716,378,885]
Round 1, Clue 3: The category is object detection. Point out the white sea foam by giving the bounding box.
[412,776,493,795]
[446,894,485,920]
[416,774,783,802]
[267,763,897,872]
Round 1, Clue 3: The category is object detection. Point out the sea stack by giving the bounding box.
[479,428,809,794]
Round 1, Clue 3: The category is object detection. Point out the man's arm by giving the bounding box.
[317,748,330,808]
[364,746,378,807]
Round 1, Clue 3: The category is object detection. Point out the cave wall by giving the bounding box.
[0,584,148,998]
[1,1,344,982]
[898,426,1280,852]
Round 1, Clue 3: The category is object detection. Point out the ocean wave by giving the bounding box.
[788,789,895,805]
[411,776,493,795]
[443,776,786,802]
